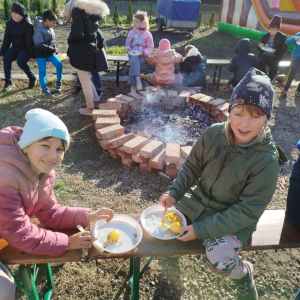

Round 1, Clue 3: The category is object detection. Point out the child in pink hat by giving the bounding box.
[147,39,182,86]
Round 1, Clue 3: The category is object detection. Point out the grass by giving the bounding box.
[106,45,127,56]
[187,35,231,47]
[54,181,74,197]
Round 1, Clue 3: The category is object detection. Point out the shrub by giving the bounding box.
[52,0,58,12]
[113,3,120,25]
[127,1,133,25]
[197,12,203,28]
[209,10,216,28]
[36,0,43,17]
[4,0,11,21]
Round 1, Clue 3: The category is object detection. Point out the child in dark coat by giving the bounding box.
[33,10,63,98]
[257,15,287,81]
[228,38,256,88]
[0,3,36,92]
[179,45,206,87]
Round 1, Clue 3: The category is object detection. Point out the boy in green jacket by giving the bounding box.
[161,68,287,300]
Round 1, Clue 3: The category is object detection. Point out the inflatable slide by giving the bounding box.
[219,0,300,37]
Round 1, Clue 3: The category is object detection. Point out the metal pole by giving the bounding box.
[150,0,152,23]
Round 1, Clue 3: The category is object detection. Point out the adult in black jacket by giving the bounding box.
[0,3,36,92]
[228,38,256,87]
[257,15,287,81]
[180,45,206,87]
[67,0,109,116]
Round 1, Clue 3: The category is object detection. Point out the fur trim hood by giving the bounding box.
[74,0,110,17]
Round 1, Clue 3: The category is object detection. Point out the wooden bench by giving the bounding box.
[60,55,230,89]
[0,219,82,300]
[89,210,300,300]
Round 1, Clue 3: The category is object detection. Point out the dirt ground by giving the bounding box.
[0,24,299,82]
[0,75,299,300]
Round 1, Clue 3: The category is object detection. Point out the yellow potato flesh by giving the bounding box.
[107,230,120,244]
[169,222,183,234]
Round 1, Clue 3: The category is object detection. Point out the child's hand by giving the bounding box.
[176,225,197,241]
[67,231,96,250]
[29,58,35,62]
[88,207,114,224]
[0,56,3,62]
[258,43,264,48]
[271,49,276,53]
[160,194,176,208]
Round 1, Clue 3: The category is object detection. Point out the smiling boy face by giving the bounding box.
[22,137,65,175]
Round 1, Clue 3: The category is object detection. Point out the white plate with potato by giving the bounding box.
[128,50,142,56]
[92,215,143,254]
[141,205,187,240]
[261,46,273,52]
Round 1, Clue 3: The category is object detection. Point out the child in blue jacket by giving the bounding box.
[33,10,62,98]
[281,32,300,97]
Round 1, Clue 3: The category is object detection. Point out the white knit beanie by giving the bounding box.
[18,109,70,150]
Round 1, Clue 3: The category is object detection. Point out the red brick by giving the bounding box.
[116,146,125,156]
[166,163,179,178]
[132,152,150,164]
[128,92,144,102]
[165,105,174,110]
[94,117,120,130]
[98,134,123,148]
[198,96,214,105]
[108,133,135,148]
[180,146,192,159]
[138,91,147,97]
[188,93,206,103]
[108,148,121,159]
[121,157,135,167]
[107,98,128,110]
[96,124,124,140]
[165,143,180,164]
[149,149,166,169]
[139,163,152,173]
[92,109,118,120]
[139,140,164,159]
[209,110,219,117]
[115,94,136,106]
[98,103,121,114]
[206,98,226,110]
[216,102,229,113]
[123,136,149,154]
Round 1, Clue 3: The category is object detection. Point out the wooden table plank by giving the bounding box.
[0,219,82,265]
[207,59,230,65]
[89,210,300,260]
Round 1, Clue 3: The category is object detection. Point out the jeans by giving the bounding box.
[284,56,300,91]
[257,55,279,80]
[76,70,101,91]
[36,54,63,91]
[3,46,35,80]
[286,156,300,227]
[128,55,146,86]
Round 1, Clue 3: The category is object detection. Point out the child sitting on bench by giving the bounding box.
[286,140,300,228]
[179,45,206,87]
[147,39,182,87]
[160,68,287,300]
[0,109,114,299]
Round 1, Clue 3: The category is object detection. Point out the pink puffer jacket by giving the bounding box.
[0,126,92,256]
[147,49,183,86]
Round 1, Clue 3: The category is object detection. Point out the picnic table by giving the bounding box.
[89,210,300,300]
[59,55,230,89]
[0,219,82,300]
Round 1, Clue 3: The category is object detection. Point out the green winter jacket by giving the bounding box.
[167,123,287,246]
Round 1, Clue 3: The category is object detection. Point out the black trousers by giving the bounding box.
[257,55,279,80]
[284,57,300,91]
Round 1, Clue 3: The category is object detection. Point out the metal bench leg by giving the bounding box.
[130,258,141,300]
[217,65,222,89]
[19,264,40,300]
[213,65,218,86]
[116,61,120,87]
[44,263,53,300]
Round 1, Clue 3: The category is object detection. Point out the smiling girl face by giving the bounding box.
[22,137,66,175]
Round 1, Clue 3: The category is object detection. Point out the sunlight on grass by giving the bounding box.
[106,45,127,56]
[187,36,231,47]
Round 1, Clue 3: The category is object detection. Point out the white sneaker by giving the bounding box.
[136,81,143,91]
[131,86,136,93]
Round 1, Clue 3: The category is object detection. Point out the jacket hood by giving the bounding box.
[34,16,47,29]
[0,126,39,183]
[153,49,177,64]
[10,14,32,24]
[235,38,251,55]
[242,127,287,165]
[74,0,110,17]
[186,53,201,64]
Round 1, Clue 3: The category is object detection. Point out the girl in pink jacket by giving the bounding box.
[147,39,183,86]
[125,11,154,92]
[0,108,114,299]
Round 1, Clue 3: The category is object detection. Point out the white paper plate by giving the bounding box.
[58,53,68,60]
[128,50,142,56]
[141,205,187,240]
[92,215,143,254]
[261,47,273,52]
